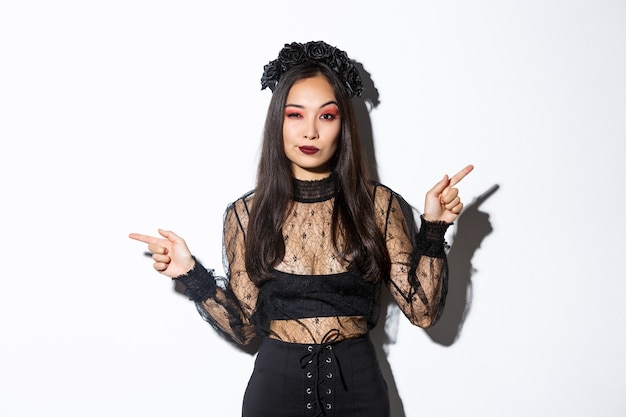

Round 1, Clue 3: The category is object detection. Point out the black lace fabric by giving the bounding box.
[176,177,450,345]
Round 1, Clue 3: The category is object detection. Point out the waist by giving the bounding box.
[268,316,368,344]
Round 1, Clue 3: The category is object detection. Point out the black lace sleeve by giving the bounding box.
[175,259,217,301]
[174,197,258,345]
[374,185,450,328]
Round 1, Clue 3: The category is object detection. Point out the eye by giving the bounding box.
[319,106,340,121]
[285,111,303,119]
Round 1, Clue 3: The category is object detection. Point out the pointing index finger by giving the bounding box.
[449,164,474,187]
[129,233,161,245]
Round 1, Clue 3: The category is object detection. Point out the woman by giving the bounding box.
[130,40,473,417]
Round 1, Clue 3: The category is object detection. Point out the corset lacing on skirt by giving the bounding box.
[299,330,346,416]
[242,330,390,417]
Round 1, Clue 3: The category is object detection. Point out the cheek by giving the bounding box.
[282,125,296,148]
[324,134,340,158]
[325,124,341,147]
[282,126,298,154]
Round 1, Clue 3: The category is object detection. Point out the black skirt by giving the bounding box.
[242,335,389,417]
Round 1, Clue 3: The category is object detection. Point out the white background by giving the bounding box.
[1,1,625,416]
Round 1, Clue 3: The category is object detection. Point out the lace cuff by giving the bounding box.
[174,258,217,302]
[416,215,451,258]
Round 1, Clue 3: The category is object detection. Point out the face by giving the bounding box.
[282,74,341,180]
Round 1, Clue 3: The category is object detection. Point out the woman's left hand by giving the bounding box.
[423,164,474,224]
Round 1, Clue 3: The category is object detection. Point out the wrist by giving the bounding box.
[419,215,450,241]
[174,258,217,301]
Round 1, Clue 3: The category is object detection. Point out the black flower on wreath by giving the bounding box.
[260,40,364,97]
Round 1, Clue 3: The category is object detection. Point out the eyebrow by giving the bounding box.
[284,100,339,110]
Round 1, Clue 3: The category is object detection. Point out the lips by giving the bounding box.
[299,146,319,155]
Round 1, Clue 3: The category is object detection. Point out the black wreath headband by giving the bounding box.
[260,41,364,98]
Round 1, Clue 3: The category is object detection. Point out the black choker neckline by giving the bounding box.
[292,175,335,203]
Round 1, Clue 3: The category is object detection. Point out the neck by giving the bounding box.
[292,174,335,203]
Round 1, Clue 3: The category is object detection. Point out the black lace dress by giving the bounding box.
[177,176,450,417]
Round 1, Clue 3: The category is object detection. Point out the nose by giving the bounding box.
[303,121,319,140]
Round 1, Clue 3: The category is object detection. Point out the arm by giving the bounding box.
[376,189,449,328]
[378,165,473,328]
[188,199,258,345]
[129,198,258,345]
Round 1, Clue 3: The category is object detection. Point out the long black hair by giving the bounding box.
[245,61,390,284]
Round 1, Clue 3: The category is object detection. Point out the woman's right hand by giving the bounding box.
[128,229,195,278]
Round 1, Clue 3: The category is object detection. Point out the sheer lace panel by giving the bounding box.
[373,186,448,327]
[269,316,367,343]
[276,198,348,275]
